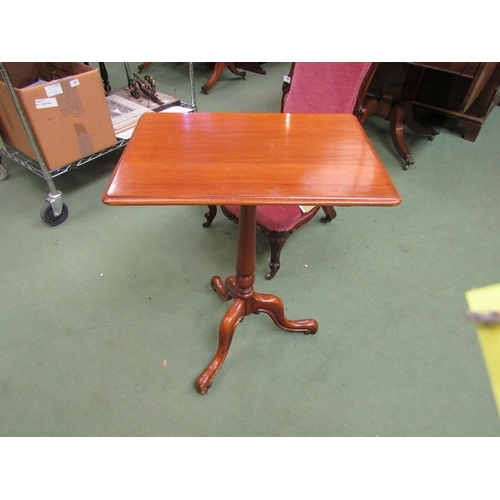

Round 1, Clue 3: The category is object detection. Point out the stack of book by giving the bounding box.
[106,95,151,136]
[106,89,180,138]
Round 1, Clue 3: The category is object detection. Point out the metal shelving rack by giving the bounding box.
[0,62,197,225]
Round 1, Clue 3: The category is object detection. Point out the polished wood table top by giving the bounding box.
[103,112,401,394]
[103,112,401,208]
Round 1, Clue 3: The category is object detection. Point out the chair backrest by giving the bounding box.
[282,62,378,118]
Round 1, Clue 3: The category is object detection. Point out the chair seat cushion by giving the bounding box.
[224,205,317,232]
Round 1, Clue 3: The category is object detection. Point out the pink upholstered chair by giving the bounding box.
[204,62,379,279]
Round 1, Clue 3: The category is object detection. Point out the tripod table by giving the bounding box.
[102,112,401,394]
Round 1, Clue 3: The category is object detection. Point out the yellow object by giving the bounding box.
[465,283,500,418]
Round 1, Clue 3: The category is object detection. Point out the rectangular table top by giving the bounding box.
[103,113,401,207]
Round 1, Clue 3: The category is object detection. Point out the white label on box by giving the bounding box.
[45,82,63,97]
[35,98,58,109]
[69,78,80,88]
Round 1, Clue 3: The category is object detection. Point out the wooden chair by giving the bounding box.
[203,62,379,279]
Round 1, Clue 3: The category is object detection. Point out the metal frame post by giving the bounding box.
[0,62,64,216]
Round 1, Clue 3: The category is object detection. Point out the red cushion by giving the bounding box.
[283,62,371,114]
[224,205,315,232]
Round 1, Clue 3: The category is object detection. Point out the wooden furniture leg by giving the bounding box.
[366,62,439,170]
[195,205,318,394]
[84,62,111,93]
[98,63,111,93]
[320,205,337,223]
[201,63,247,95]
[138,62,152,73]
[389,104,414,169]
[203,205,217,227]
[235,63,267,75]
[389,101,439,170]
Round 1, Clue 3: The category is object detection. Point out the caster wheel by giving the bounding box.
[403,157,415,171]
[265,270,277,280]
[0,164,8,181]
[40,201,69,226]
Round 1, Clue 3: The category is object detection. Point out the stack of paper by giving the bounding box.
[106,95,152,135]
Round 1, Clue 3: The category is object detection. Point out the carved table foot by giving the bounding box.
[195,298,246,395]
[202,63,247,95]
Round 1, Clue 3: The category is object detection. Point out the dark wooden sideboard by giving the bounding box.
[365,62,500,168]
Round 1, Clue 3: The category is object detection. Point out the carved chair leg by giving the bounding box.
[203,205,218,227]
[320,205,337,223]
[266,233,287,280]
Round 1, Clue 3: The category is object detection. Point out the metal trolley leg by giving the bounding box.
[188,62,198,112]
[0,62,69,226]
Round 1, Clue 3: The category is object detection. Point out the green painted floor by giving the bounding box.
[1,62,499,436]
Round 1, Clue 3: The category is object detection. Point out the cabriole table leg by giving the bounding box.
[195,206,318,394]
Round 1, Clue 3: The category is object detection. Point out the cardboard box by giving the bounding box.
[0,62,117,170]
